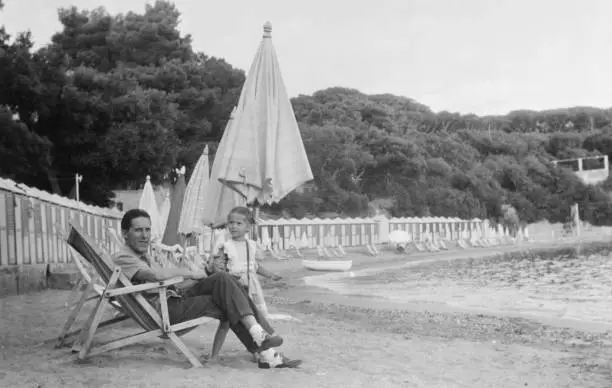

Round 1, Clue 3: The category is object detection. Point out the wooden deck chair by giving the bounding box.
[370,244,380,255]
[58,222,215,368]
[52,223,104,310]
[316,246,331,258]
[322,246,334,257]
[329,247,342,257]
[294,246,304,258]
[413,242,426,252]
[56,247,128,349]
[457,240,470,249]
[365,244,376,256]
[64,247,123,312]
[426,240,440,252]
[272,244,289,260]
[267,245,283,260]
[331,246,345,257]
[437,239,449,250]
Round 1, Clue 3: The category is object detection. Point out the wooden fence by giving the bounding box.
[254,216,495,251]
[0,177,506,268]
[0,178,122,268]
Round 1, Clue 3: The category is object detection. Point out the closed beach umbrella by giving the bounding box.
[209,22,313,206]
[162,167,187,246]
[178,145,211,235]
[200,108,244,228]
[159,190,171,236]
[138,175,164,242]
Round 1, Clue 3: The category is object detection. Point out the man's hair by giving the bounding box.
[121,208,151,231]
[228,206,254,223]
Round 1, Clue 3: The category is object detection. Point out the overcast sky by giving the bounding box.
[2,0,611,115]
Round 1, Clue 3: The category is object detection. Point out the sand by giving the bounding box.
[1,241,611,387]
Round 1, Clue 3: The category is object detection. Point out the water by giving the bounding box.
[305,253,612,330]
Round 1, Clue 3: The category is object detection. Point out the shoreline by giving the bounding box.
[266,239,612,337]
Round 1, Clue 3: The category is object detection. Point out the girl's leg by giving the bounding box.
[210,320,230,361]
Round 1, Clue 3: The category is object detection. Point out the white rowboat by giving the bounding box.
[302,259,353,272]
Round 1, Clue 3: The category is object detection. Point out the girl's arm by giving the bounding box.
[256,264,282,280]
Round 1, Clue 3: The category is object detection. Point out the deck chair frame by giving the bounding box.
[57,222,214,368]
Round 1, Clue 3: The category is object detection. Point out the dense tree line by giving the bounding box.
[2,1,612,226]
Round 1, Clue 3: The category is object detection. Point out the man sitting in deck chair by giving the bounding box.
[112,209,301,369]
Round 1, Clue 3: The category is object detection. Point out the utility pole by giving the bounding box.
[75,174,83,202]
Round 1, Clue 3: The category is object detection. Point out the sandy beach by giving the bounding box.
[1,241,611,387]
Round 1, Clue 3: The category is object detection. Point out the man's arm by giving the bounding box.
[113,252,207,283]
[132,267,201,283]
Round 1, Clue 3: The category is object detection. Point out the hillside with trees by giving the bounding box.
[1,1,612,226]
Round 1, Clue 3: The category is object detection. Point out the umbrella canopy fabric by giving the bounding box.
[178,145,211,235]
[210,22,313,205]
[138,175,164,242]
[162,167,187,246]
[200,108,245,228]
[159,190,171,237]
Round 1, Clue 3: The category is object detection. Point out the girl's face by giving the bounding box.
[227,212,250,240]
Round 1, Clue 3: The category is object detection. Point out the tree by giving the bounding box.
[2,0,612,222]
[0,2,244,204]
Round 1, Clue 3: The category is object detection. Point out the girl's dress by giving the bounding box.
[213,237,269,318]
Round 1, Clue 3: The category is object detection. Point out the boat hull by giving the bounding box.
[302,259,353,272]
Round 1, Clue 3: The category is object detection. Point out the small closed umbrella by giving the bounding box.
[138,175,164,242]
[162,167,187,246]
[178,145,211,235]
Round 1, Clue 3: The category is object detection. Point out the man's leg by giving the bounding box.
[171,283,302,369]
[167,295,259,354]
[184,273,278,336]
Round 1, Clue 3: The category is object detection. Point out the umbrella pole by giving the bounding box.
[208,224,215,270]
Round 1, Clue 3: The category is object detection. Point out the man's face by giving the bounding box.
[123,216,151,255]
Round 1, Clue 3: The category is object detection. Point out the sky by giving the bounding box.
[1,0,611,116]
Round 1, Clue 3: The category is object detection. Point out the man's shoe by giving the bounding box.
[258,334,283,352]
[258,353,302,369]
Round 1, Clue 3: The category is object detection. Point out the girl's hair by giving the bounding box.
[228,206,255,223]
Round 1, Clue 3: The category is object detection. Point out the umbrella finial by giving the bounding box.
[263,21,272,38]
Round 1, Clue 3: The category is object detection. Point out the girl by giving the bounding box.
[207,206,282,361]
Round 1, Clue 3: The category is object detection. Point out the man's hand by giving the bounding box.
[188,271,209,280]
[209,255,227,274]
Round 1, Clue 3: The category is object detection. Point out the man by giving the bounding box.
[112,209,301,369]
